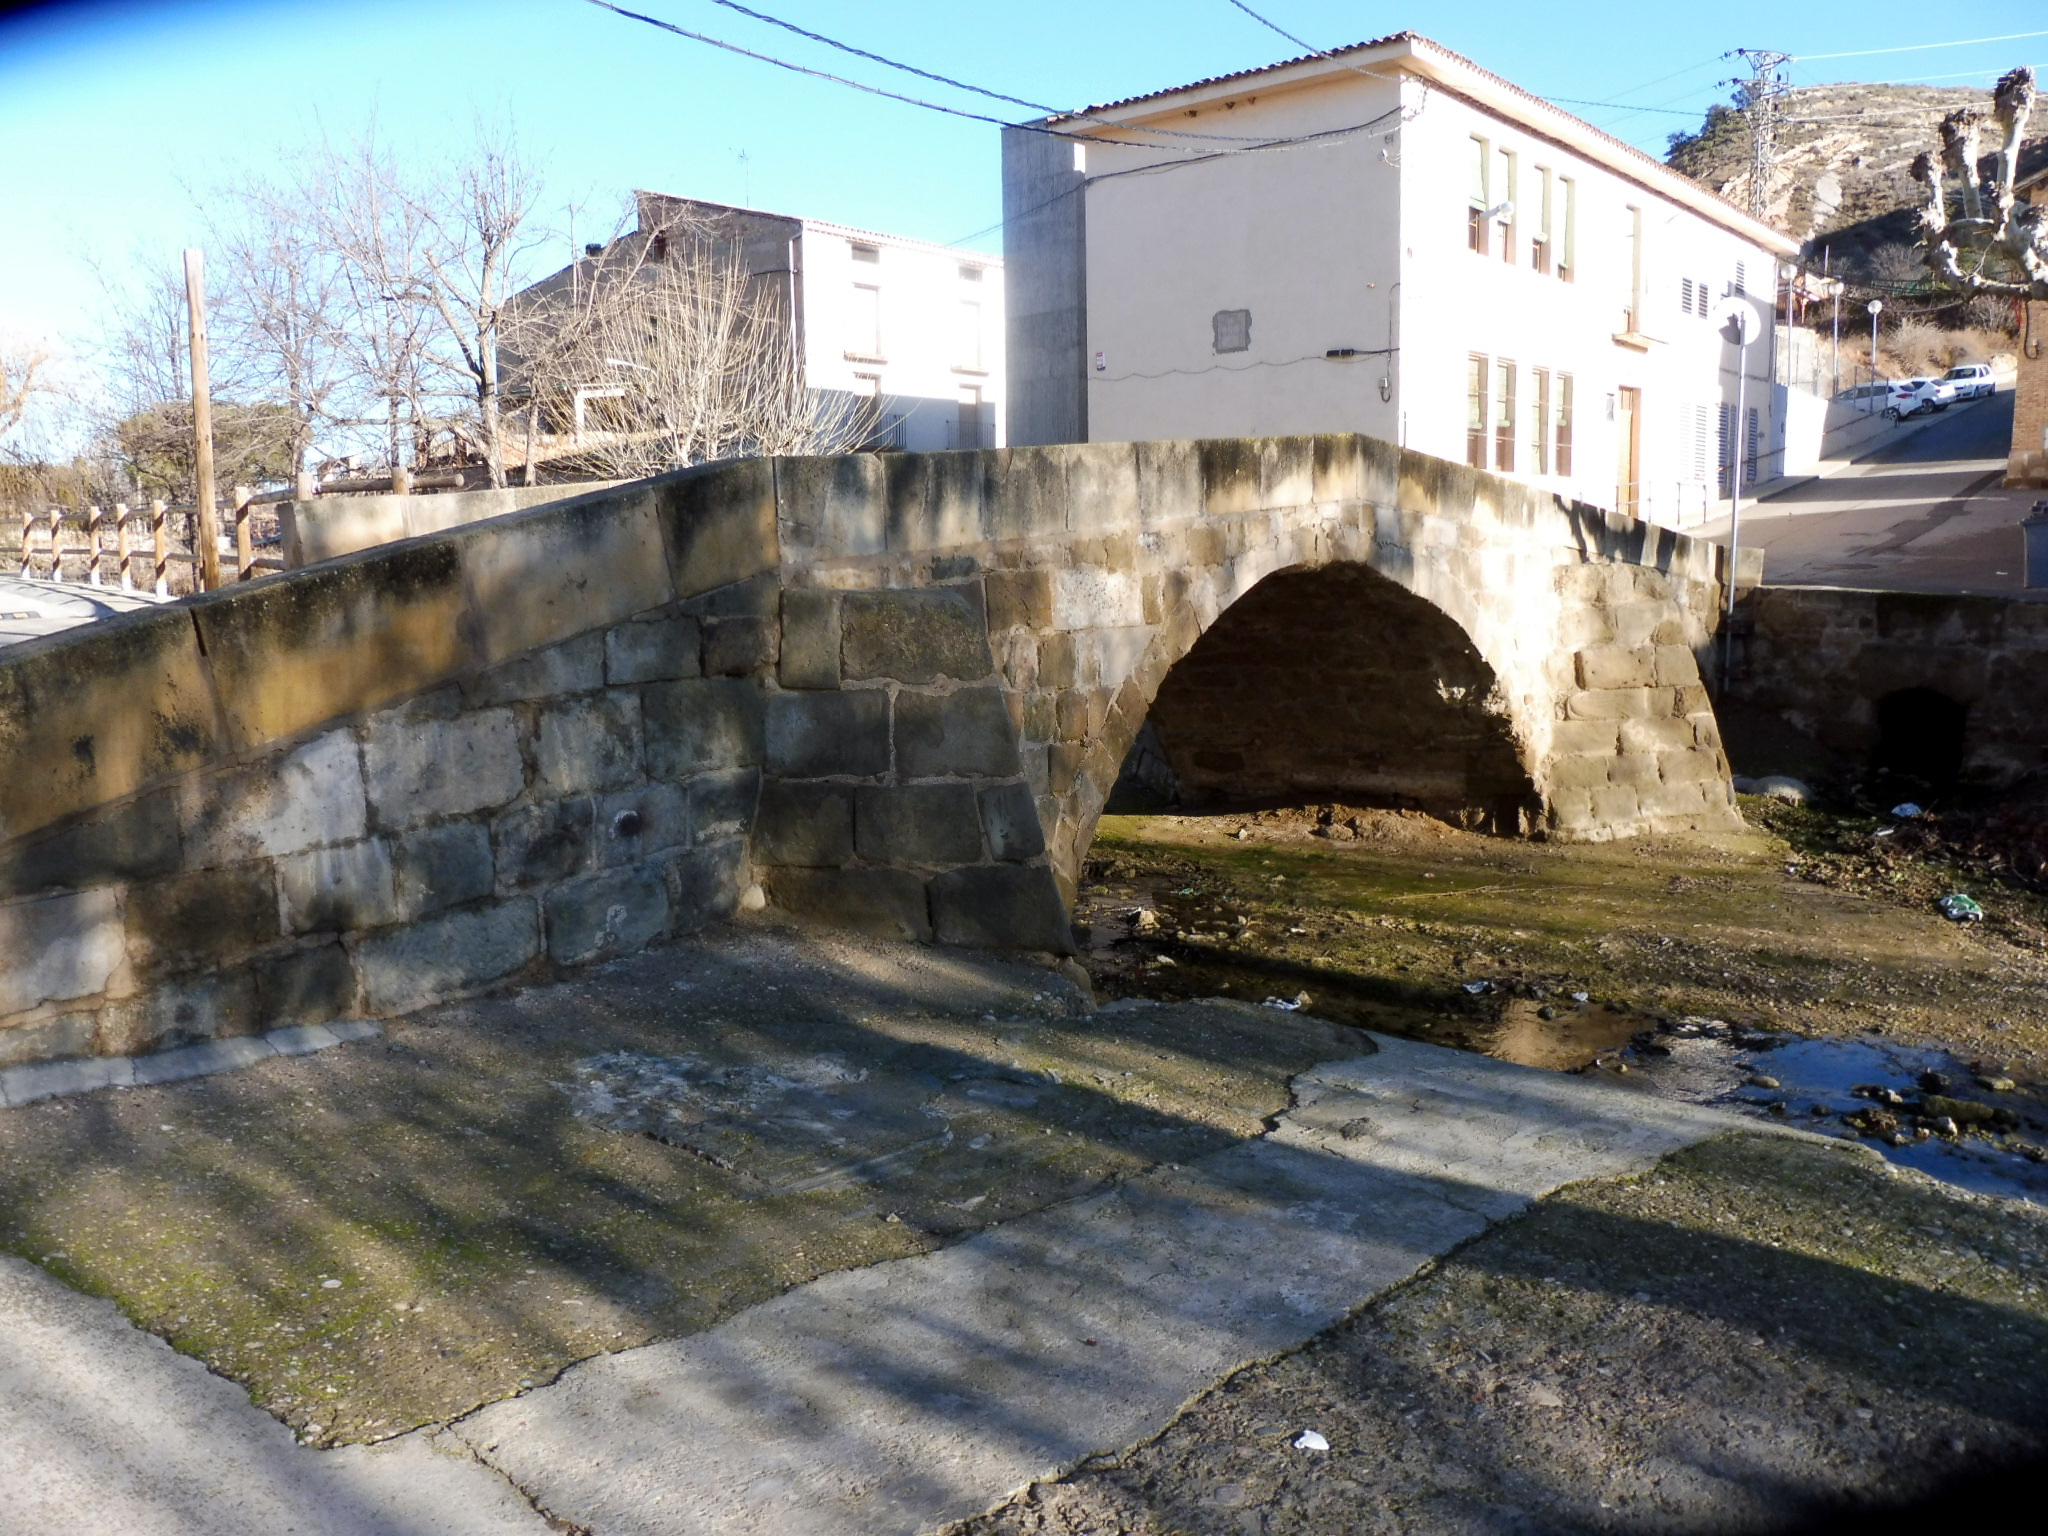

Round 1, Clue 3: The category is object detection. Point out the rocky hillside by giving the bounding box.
[1666,81,2048,281]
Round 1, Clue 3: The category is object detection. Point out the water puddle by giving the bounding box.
[1598,1019,2048,1205]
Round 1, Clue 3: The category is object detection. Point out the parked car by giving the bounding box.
[1943,363,1997,400]
[1883,376,1958,419]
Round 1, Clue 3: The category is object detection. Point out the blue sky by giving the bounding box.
[2,0,2043,358]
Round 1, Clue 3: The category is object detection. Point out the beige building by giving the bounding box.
[1003,33,1800,529]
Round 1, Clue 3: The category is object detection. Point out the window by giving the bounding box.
[1622,205,1643,333]
[955,299,983,370]
[1731,260,1747,298]
[1717,404,1733,496]
[1693,277,1710,317]
[959,264,984,283]
[1745,405,1760,483]
[1555,373,1574,477]
[1468,136,1490,255]
[849,282,882,358]
[1494,359,1517,473]
[1681,277,1695,315]
[1531,166,1553,274]
[1530,367,1551,475]
[1558,177,1576,282]
[1693,403,1713,481]
[1496,147,1518,265]
[851,242,880,265]
[1213,308,1251,353]
[1466,353,1489,467]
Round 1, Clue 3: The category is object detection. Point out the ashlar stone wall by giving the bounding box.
[0,476,775,1071]
[1,434,1749,1073]
[1721,585,2048,784]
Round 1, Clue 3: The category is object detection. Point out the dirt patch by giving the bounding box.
[953,1133,2048,1535]
[1075,806,2048,1091]
[0,922,1371,1446]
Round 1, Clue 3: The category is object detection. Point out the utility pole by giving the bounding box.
[1725,49,1792,221]
[182,248,221,591]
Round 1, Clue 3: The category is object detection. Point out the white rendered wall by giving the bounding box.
[798,221,1006,451]
[1395,85,1778,528]
[1081,71,1405,447]
[1072,65,1780,530]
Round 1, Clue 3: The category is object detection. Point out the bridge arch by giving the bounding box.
[1044,552,1546,903]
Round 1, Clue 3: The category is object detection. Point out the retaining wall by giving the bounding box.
[1721,584,2048,784]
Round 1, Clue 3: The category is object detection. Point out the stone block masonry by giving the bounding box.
[1719,585,2048,785]
[0,437,1749,1072]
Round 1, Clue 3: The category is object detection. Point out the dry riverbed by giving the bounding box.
[1075,798,2048,1110]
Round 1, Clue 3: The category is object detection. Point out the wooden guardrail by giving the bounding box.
[11,486,286,593]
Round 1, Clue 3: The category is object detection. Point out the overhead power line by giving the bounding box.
[596,0,1298,146]
[1796,28,2048,62]
[695,0,1058,115]
[1221,0,1320,55]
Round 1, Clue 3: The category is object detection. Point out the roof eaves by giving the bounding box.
[1048,33,1797,257]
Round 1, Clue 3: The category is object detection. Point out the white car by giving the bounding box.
[1942,363,1996,400]
[1883,376,1958,419]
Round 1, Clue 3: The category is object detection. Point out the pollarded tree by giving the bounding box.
[1911,68,2048,299]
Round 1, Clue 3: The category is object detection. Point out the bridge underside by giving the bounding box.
[1143,565,1540,834]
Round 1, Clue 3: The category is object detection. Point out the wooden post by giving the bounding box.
[115,503,133,590]
[85,506,105,585]
[232,484,253,581]
[16,507,29,579]
[391,461,412,497]
[184,248,222,591]
[47,507,63,580]
[152,499,169,595]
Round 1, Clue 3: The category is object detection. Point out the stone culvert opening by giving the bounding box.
[1111,564,1540,835]
[1873,686,1969,788]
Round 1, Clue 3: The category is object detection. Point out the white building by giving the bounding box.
[1002,33,1800,529]
[520,192,1004,454]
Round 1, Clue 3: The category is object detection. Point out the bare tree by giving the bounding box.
[83,255,296,499]
[1912,68,2048,299]
[301,132,442,477]
[207,158,354,488]
[0,335,56,442]
[513,218,876,480]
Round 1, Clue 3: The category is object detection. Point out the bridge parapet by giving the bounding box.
[0,436,1741,1073]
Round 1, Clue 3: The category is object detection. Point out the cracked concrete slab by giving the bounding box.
[0,1020,1778,1536]
[0,1252,548,1535]
[454,1033,1764,1536]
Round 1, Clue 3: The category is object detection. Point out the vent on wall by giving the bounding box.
[1213,309,1251,354]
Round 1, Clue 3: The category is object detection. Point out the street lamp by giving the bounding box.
[1866,298,1884,395]
[1716,298,1756,690]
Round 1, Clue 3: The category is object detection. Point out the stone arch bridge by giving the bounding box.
[0,436,1740,1071]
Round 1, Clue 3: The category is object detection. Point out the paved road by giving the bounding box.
[1703,392,2042,596]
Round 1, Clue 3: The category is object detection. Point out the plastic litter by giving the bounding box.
[1262,991,1311,1011]
[1571,991,1591,1004]
[1462,980,1491,995]
[1293,1430,1330,1452]
[1937,893,1985,923]
[1891,802,1923,819]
